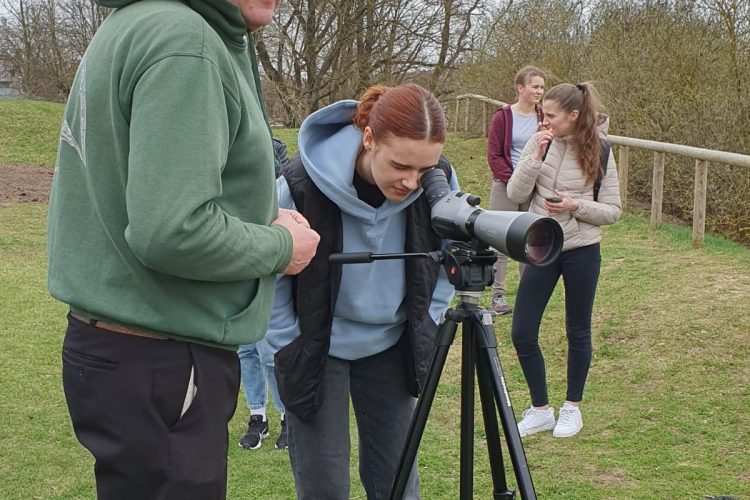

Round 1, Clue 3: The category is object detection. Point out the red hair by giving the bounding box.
[352,83,446,143]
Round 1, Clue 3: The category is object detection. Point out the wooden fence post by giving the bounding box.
[482,102,488,138]
[618,146,629,211]
[463,98,470,133]
[650,152,665,230]
[453,100,459,133]
[692,160,708,248]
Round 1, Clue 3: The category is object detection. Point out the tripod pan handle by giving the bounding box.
[329,252,373,264]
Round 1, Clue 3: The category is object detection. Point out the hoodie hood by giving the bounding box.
[297,100,423,222]
[95,0,248,46]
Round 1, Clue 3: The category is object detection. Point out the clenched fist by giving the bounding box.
[273,209,320,275]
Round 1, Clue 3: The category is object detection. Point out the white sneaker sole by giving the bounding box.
[553,422,583,438]
[518,421,556,437]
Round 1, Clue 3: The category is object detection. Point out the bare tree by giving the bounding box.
[426,0,483,94]
[256,0,486,125]
[696,0,750,131]
[59,0,108,58]
[0,0,108,100]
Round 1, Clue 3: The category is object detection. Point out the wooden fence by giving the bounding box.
[445,94,750,248]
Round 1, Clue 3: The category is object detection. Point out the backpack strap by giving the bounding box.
[542,138,553,161]
[594,141,611,202]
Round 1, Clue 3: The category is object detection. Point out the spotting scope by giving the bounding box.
[422,168,563,267]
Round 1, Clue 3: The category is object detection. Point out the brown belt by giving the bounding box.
[70,313,169,340]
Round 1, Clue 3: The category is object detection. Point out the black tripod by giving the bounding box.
[330,241,537,499]
[388,242,536,500]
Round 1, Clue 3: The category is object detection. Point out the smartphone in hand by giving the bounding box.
[544,195,562,203]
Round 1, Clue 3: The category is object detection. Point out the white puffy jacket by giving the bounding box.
[507,116,622,251]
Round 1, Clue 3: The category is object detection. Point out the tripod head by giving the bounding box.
[329,239,496,294]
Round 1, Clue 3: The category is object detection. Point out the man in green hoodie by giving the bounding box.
[47,0,319,497]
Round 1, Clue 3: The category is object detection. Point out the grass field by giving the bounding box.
[0,100,64,166]
[1,102,749,498]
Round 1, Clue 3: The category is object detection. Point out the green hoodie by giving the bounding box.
[47,0,292,348]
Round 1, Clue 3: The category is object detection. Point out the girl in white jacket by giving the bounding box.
[506,82,622,438]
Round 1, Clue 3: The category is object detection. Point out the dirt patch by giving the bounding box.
[0,164,53,206]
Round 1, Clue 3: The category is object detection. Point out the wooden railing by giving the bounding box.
[445,94,750,248]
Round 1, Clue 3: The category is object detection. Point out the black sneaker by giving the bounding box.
[239,415,269,450]
[275,419,288,450]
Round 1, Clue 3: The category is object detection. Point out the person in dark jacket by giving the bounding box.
[486,65,546,314]
[236,137,292,451]
[258,83,459,499]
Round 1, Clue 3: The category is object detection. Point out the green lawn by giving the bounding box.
[1,115,749,498]
[0,100,65,166]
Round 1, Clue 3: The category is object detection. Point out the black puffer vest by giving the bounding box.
[274,156,453,421]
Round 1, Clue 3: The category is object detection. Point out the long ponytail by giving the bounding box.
[544,82,606,185]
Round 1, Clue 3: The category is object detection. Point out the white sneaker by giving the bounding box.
[517,406,556,437]
[553,403,583,438]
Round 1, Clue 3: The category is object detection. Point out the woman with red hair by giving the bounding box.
[259,83,459,499]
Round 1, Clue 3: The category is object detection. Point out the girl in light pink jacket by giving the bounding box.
[506,82,622,439]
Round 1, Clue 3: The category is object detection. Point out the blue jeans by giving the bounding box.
[238,342,284,414]
[286,338,420,500]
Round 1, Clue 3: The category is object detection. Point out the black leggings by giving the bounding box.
[511,243,601,407]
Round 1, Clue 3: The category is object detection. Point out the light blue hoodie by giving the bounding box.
[259,100,458,363]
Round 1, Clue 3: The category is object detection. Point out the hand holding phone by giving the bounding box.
[544,195,562,203]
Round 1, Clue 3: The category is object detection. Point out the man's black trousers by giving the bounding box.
[62,314,240,499]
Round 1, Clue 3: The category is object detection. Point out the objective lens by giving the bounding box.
[524,220,558,266]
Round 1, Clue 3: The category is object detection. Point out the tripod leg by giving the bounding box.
[460,309,476,499]
[389,311,460,500]
[469,312,538,500]
[474,316,516,499]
